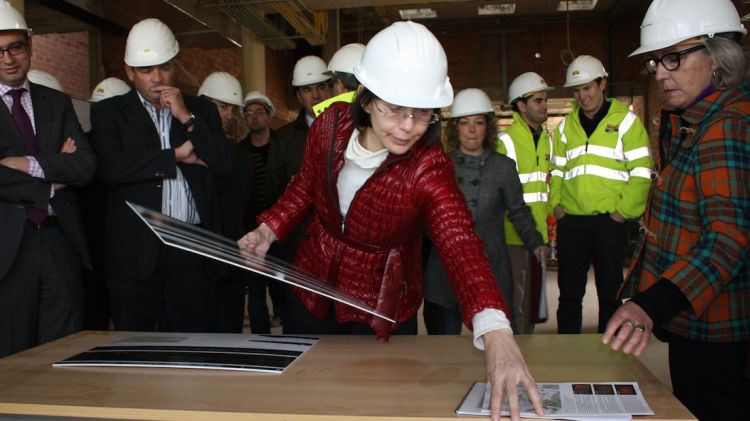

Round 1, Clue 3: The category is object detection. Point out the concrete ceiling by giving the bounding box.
[21,0,691,50]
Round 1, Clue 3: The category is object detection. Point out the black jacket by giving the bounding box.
[90,90,234,279]
[0,82,94,278]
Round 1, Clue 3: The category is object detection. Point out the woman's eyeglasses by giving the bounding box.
[373,101,440,125]
[642,44,705,74]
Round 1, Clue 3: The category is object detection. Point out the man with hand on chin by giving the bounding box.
[90,18,233,333]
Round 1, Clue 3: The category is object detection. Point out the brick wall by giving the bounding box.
[437,16,644,102]
[30,31,89,100]
[265,48,296,125]
[173,46,241,95]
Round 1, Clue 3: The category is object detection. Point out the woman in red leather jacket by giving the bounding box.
[239,21,543,421]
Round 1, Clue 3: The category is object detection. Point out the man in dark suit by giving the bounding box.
[90,18,233,332]
[0,2,95,357]
[197,71,254,333]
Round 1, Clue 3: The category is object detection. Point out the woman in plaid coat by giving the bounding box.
[602,1,749,419]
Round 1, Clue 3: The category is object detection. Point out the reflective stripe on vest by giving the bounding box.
[519,170,547,184]
[499,132,548,185]
[553,118,568,167]
[523,192,549,203]
[557,110,649,181]
[565,164,630,181]
[498,133,518,170]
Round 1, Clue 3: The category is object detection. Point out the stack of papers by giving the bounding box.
[456,381,654,421]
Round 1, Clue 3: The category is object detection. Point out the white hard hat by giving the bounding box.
[90,77,131,102]
[509,72,554,103]
[28,70,63,92]
[124,18,179,67]
[451,88,493,118]
[292,55,330,87]
[630,0,746,56]
[326,43,366,75]
[564,55,608,88]
[243,90,276,117]
[0,0,31,34]
[354,21,453,109]
[198,72,243,107]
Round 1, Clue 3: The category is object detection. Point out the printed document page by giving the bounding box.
[456,381,654,420]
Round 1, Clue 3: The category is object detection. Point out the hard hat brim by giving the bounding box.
[514,86,555,102]
[629,36,695,57]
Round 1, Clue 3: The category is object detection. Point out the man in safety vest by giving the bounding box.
[312,43,365,117]
[550,55,653,334]
[496,72,555,334]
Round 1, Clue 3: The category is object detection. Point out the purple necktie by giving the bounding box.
[8,88,48,223]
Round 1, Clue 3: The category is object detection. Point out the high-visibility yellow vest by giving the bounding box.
[313,91,357,117]
[550,99,653,219]
[496,112,552,245]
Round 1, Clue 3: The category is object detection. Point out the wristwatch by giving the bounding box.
[181,113,196,130]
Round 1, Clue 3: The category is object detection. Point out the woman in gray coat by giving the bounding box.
[424,88,547,334]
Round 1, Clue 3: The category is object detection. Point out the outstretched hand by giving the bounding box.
[483,329,544,421]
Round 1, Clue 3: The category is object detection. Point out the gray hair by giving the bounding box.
[704,34,749,90]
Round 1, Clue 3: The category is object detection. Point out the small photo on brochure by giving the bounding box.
[593,384,616,395]
[615,384,638,395]
[572,383,593,395]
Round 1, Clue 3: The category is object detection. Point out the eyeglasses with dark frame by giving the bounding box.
[642,44,706,75]
[0,42,28,58]
[372,101,440,125]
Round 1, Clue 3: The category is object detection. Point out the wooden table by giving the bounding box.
[0,332,694,420]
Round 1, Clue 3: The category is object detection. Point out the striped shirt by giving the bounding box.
[138,94,201,224]
[624,80,750,342]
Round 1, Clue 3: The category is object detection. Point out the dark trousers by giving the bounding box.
[0,226,83,357]
[556,214,626,333]
[208,269,245,333]
[107,244,213,332]
[668,335,750,421]
[76,183,110,330]
[81,266,109,330]
[246,271,288,334]
[423,300,463,335]
[282,289,417,335]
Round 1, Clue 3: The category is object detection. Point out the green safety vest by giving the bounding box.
[550,98,653,219]
[313,91,357,117]
[496,112,552,245]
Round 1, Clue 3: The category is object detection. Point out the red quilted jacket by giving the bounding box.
[259,102,509,338]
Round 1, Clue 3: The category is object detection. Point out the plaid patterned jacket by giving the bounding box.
[623,80,750,342]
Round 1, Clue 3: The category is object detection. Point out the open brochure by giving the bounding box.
[54,333,318,373]
[456,381,654,421]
